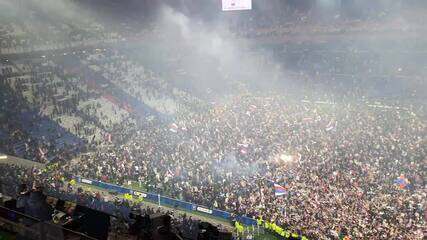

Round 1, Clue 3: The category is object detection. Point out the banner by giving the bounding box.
[222,0,252,11]
[81,178,92,184]
[196,206,213,214]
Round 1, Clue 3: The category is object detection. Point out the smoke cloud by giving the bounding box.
[142,4,284,96]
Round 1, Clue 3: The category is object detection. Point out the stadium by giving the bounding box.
[0,0,425,239]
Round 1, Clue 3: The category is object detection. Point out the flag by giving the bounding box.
[326,120,337,132]
[274,183,288,196]
[123,103,133,113]
[394,175,410,189]
[105,133,112,143]
[169,123,179,133]
[166,169,174,178]
[38,147,47,161]
[238,143,249,154]
[302,117,313,122]
[38,147,46,157]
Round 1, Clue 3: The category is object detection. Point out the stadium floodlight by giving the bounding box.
[222,0,252,11]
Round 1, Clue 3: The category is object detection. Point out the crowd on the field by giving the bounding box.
[0,89,425,239]
[0,2,426,238]
[68,93,425,239]
[1,46,426,239]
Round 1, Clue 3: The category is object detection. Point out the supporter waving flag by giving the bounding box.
[394,175,410,189]
[274,182,288,196]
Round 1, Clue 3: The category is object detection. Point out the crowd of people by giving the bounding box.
[1,44,426,239]
[227,1,427,39]
[0,56,135,162]
[0,86,425,239]
[0,0,122,55]
[0,162,229,240]
[0,2,426,240]
[81,49,183,116]
[65,93,424,239]
[2,0,426,57]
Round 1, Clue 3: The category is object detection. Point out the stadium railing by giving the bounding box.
[0,205,97,240]
[75,177,257,226]
[73,177,310,239]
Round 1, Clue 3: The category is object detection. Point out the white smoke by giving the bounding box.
[150,4,283,95]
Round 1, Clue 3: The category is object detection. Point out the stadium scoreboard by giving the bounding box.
[222,0,252,11]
